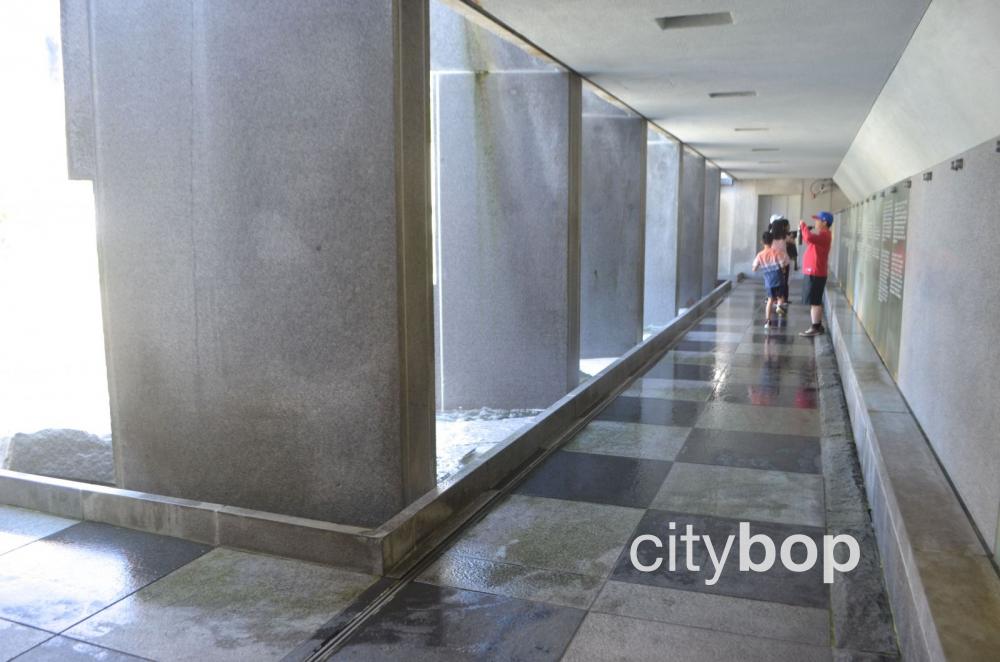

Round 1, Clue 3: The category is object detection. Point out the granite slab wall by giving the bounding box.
[431,3,577,409]
[701,164,721,294]
[74,0,434,527]
[642,131,680,327]
[676,147,706,310]
[579,91,645,358]
[896,136,1000,555]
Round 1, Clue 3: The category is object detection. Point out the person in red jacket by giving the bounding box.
[799,211,833,337]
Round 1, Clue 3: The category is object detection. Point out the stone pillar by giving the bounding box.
[431,1,580,410]
[676,147,706,310]
[579,90,646,358]
[643,129,681,327]
[702,164,722,293]
[64,0,434,527]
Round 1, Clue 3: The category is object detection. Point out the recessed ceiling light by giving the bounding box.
[655,12,733,30]
[751,148,779,152]
[734,127,768,131]
[709,91,756,98]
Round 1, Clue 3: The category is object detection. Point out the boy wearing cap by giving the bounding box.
[799,211,834,337]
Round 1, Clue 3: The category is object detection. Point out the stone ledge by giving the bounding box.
[825,287,1000,661]
[0,280,735,576]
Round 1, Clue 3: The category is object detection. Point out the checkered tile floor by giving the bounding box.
[333,280,899,661]
[0,281,897,661]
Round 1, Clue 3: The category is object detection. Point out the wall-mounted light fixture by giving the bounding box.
[923,172,933,181]
[950,158,964,171]
[904,180,912,189]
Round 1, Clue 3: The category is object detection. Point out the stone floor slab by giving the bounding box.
[515,451,672,508]
[448,494,644,577]
[591,581,830,646]
[651,462,825,527]
[65,547,375,662]
[736,341,818,357]
[562,421,690,461]
[0,506,77,556]
[0,618,52,660]
[622,378,716,402]
[695,401,821,437]
[612,510,829,608]
[677,427,821,474]
[14,637,147,661]
[418,551,602,610]
[0,522,211,632]
[711,380,818,409]
[644,362,726,382]
[596,396,703,427]
[331,582,584,661]
[562,612,832,662]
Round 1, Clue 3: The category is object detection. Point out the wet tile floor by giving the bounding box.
[0,280,897,661]
[330,280,897,661]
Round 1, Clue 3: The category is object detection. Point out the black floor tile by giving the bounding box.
[644,362,725,382]
[673,341,739,353]
[749,333,809,344]
[596,396,704,426]
[710,381,818,409]
[692,322,749,332]
[515,450,672,508]
[675,427,821,474]
[611,510,829,608]
[0,522,212,631]
[331,582,585,661]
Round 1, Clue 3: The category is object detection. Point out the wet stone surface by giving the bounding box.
[0,280,899,660]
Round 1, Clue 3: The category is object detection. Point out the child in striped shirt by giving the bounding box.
[752,231,790,329]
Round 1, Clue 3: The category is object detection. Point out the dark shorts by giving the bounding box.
[766,286,782,299]
[779,266,790,299]
[802,275,828,306]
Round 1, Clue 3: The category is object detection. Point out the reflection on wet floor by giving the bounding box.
[332,278,897,660]
[0,280,897,661]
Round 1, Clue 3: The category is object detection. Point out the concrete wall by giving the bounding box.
[895,136,1000,555]
[431,1,578,409]
[701,164,721,294]
[675,147,705,310]
[69,0,434,527]
[830,0,1000,555]
[579,90,645,358]
[834,0,1000,200]
[642,130,680,327]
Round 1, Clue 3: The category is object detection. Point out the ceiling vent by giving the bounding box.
[709,90,756,98]
[655,12,733,30]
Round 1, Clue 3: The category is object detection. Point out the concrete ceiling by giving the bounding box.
[473,0,931,180]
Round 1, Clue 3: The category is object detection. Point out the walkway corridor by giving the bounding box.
[0,282,897,661]
[329,279,897,660]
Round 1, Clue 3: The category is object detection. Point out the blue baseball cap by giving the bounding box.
[812,211,834,225]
